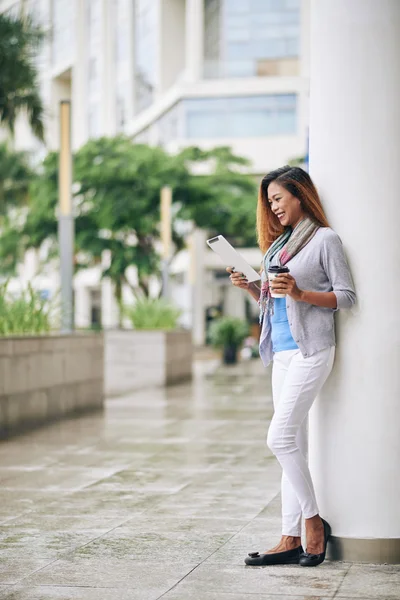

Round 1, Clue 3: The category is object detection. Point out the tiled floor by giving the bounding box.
[0,359,398,599]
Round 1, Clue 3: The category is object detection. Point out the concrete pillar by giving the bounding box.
[184,0,204,82]
[101,0,117,135]
[159,0,185,92]
[308,0,400,563]
[101,251,120,328]
[74,286,91,328]
[224,285,246,321]
[188,228,206,346]
[72,0,88,149]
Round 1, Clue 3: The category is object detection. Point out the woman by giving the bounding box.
[227,166,356,568]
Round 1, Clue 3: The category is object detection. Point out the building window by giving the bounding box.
[204,0,300,78]
[52,0,75,66]
[184,95,297,138]
[114,0,130,131]
[134,0,158,114]
[157,103,184,145]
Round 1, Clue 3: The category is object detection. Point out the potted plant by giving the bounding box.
[0,283,104,439]
[123,297,181,330]
[208,316,249,365]
[105,297,192,395]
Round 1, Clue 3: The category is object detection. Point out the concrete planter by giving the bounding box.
[0,333,104,439]
[105,329,193,397]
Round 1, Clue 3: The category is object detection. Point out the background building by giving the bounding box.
[1,0,310,344]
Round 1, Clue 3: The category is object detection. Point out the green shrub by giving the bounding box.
[208,316,249,348]
[123,297,181,330]
[0,283,52,336]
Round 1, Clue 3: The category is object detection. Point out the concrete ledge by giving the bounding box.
[0,334,104,439]
[105,329,193,396]
[328,536,400,564]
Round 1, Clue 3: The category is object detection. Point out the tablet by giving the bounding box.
[206,235,261,283]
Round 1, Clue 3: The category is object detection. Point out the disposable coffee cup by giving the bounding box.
[268,266,290,298]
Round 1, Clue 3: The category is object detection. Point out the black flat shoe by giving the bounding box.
[245,545,304,566]
[299,517,331,567]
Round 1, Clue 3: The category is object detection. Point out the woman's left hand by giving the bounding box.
[271,273,304,302]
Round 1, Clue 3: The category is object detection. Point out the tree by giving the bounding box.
[0,137,258,312]
[0,142,35,215]
[0,142,36,275]
[0,13,45,140]
[174,146,258,247]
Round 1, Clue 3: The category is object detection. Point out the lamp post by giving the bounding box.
[160,185,172,299]
[58,100,74,333]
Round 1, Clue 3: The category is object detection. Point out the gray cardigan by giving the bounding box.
[259,227,356,367]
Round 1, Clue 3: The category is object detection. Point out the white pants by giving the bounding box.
[267,347,335,536]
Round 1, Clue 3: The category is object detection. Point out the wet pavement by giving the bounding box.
[0,358,398,599]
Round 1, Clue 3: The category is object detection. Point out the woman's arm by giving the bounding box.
[298,290,337,308]
[247,282,261,303]
[271,275,338,307]
[226,267,261,303]
[321,230,356,310]
[271,231,356,309]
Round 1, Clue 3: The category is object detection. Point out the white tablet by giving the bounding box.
[206,235,261,283]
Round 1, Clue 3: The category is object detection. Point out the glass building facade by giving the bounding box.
[154,94,297,144]
[114,0,130,130]
[185,95,297,137]
[52,0,75,66]
[204,0,300,78]
[134,0,158,114]
[87,0,102,138]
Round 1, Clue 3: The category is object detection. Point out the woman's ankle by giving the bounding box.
[282,535,301,547]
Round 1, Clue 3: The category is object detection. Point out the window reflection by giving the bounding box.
[134,0,158,114]
[114,0,130,130]
[87,0,102,138]
[155,95,297,143]
[204,0,300,78]
[52,0,75,66]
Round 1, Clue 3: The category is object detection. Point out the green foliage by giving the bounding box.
[0,13,45,140]
[0,283,52,336]
[0,138,258,313]
[123,297,182,330]
[208,316,249,348]
[174,146,258,247]
[0,143,35,215]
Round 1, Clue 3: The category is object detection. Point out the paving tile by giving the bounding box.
[23,558,197,590]
[0,528,109,559]
[71,526,235,563]
[164,592,332,600]
[0,559,54,584]
[336,563,400,599]
[0,585,147,600]
[0,515,128,531]
[168,563,348,597]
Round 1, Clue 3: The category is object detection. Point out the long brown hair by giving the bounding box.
[257,166,330,253]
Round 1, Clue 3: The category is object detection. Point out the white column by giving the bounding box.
[184,0,204,82]
[101,0,116,135]
[74,286,91,328]
[71,0,88,149]
[189,228,206,346]
[308,0,400,563]
[224,285,246,321]
[101,251,120,328]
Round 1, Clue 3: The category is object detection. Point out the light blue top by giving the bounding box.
[271,297,298,353]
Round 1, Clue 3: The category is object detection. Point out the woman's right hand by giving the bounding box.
[226,267,250,289]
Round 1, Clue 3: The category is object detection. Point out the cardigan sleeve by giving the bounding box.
[321,230,357,310]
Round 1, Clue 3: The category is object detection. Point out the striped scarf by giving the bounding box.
[259,217,320,323]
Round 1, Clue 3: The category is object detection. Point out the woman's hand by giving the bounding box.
[271,273,304,302]
[226,267,250,290]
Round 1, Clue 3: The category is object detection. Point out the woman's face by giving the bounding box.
[267,181,305,229]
